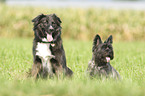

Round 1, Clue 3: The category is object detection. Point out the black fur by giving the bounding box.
[87,34,120,80]
[30,14,73,79]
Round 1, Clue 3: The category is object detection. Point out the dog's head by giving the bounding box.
[92,34,114,64]
[32,14,61,43]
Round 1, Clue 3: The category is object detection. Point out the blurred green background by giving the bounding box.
[0,2,145,41]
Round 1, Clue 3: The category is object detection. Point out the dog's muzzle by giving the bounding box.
[49,25,54,32]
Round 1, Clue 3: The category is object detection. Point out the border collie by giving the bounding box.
[30,14,73,79]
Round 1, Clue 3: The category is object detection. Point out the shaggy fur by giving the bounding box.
[30,14,73,79]
[87,34,120,80]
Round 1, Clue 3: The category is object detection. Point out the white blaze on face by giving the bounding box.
[106,57,110,62]
[49,25,54,30]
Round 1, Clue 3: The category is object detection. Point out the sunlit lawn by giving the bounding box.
[0,38,144,96]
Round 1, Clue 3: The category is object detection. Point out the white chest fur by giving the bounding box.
[36,42,52,60]
[36,42,53,74]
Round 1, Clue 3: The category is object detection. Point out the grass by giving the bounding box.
[0,3,145,95]
[0,4,145,41]
[0,38,145,96]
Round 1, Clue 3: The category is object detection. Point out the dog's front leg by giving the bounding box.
[50,59,63,78]
[31,62,42,79]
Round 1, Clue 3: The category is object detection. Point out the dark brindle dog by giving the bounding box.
[87,34,120,80]
[30,14,73,79]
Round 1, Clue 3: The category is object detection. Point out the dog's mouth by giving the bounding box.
[105,53,113,62]
[47,34,53,42]
[106,57,110,62]
[42,34,53,42]
[41,34,55,47]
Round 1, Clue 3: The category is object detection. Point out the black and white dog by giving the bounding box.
[30,14,73,79]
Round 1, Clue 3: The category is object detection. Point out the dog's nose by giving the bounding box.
[49,25,54,31]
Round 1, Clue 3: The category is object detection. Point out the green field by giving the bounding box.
[0,38,145,96]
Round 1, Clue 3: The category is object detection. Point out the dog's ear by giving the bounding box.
[92,34,102,52]
[93,34,102,46]
[32,14,46,24]
[52,14,62,25]
[104,35,113,44]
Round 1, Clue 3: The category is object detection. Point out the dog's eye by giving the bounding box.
[52,22,55,24]
[43,21,48,25]
[42,22,47,26]
[108,45,112,49]
[52,22,56,26]
[52,22,57,28]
